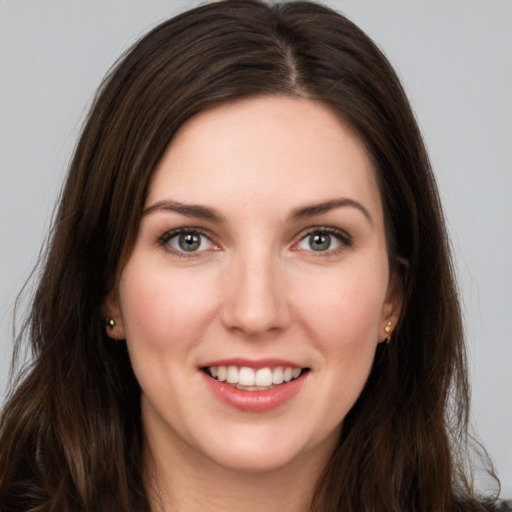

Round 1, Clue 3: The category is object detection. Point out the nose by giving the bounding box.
[220,250,290,336]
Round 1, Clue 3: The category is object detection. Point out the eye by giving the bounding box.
[160,229,216,254]
[296,228,352,253]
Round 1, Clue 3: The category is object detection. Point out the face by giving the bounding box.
[106,95,401,474]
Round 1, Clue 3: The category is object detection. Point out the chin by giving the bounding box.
[197,423,339,475]
[207,444,304,474]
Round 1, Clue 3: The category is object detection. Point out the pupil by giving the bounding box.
[310,233,330,251]
[179,233,200,251]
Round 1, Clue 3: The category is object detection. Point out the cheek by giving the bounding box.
[294,262,388,348]
[118,260,219,353]
[286,264,388,442]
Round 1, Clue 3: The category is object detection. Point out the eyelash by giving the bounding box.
[157,226,353,257]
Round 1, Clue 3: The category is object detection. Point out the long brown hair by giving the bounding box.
[0,1,497,511]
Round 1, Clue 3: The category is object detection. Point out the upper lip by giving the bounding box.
[200,357,305,370]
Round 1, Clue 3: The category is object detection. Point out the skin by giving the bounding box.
[105,95,402,511]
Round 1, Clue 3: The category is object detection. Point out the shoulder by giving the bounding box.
[491,501,512,512]
[453,500,512,512]
[477,500,511,512]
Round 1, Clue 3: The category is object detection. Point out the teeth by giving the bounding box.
[255,368,272,386]
[217,366,226,382]
[272,367,284,384]
[226,365,238,384]
[239,367,255,386]
[207,365,304,387]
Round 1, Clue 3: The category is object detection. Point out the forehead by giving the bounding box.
[146,95,383,224]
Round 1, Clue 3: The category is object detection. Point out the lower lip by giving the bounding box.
[202,371,308,412]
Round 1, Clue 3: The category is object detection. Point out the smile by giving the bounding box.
[206,365,306,390]
[200,358,310,411]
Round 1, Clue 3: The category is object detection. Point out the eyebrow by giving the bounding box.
[288,198,374,226]
[143,197,373,226]
[142,199,225,223]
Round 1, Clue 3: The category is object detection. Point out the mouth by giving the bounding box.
[203,365,310,391]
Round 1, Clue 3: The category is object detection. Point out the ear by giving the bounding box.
[380,264,405,342]
[102,288,125,340]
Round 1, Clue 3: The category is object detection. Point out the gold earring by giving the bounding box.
[106,319,116,330]
[384,321,392,344]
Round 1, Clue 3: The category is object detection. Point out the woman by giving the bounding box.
[0,1,503,511]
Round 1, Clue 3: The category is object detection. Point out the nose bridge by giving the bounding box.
[221,241,288,335]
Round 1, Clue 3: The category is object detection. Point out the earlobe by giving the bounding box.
[384,321,393,344]
[381,267,405,343]
[103,289,125,340]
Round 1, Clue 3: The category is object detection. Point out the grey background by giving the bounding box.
[1,0,511,496]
